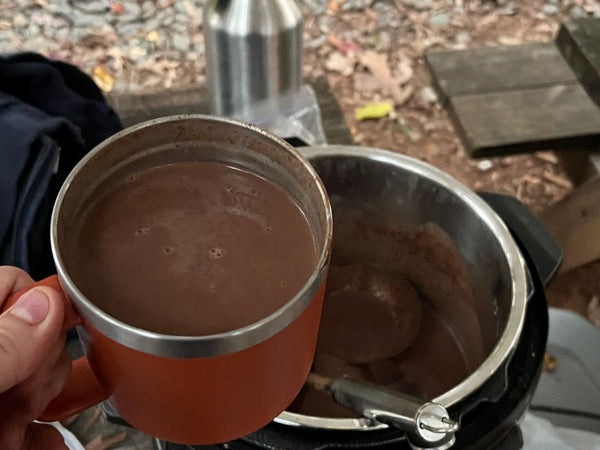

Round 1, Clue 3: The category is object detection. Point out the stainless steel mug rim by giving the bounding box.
[50,115,333,359]
[276,145,528,430]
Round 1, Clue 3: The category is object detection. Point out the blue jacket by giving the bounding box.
[0,52,122,279]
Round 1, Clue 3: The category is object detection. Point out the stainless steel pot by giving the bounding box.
[276,145,528,434]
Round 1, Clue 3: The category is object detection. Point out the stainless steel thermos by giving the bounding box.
[204,0,304,116]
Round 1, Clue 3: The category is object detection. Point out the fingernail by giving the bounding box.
[9,289,50,325]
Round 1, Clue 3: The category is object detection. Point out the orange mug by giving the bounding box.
[2,116,332,444]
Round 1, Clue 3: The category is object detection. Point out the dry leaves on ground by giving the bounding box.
[358,50,414,105]
[92,65,115,93]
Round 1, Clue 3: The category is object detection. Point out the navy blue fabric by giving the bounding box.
[0,52,122,279]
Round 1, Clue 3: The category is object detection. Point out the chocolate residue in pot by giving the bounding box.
[288,218,482,418]
[375,301,471,399]
[318,264,422,364]
[331,216,485,371]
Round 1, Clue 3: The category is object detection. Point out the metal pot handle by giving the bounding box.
[477,192,563,287]
[307,374,458,449]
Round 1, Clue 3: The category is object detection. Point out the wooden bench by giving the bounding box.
[425,20,600,166]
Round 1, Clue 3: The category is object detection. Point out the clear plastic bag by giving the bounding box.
[229,85,327,146]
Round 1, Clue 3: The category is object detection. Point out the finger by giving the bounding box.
[16,345,71,418]
[0,287,65,392]
[0,347,71,437]
[42,348,71,407]
[0,266,34,307]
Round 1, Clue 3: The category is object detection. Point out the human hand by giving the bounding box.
[0,266,70,450]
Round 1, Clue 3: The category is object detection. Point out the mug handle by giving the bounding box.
[1,275,110,421]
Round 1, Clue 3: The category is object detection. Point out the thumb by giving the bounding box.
[0,287,65,392]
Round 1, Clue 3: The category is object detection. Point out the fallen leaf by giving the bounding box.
[146,30,159,42]
[182,0,197,18]
[128,46,147,59]
[92,65,115,93]
[325,51,354,76]
[85,431,127,450]
[106,46,124,71]
[33,0,49,10]
[359,50,411,104]
[535,152,558,164]
[543,352,558,372]
[395,84,415,106]
[327,0,341,14]
[328,33,361,55]
[110,2,125,14]
[394,115,422,141]
[498,36,521,46]
[354,72,382,93]
[395,57,414,86]
[542,171,571,189]
[355,102,393,121]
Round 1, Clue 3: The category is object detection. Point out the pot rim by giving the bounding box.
[50,115,333,359]
[276,145,528,431]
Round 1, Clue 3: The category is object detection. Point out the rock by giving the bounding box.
[26,23,41,39]
[402,0,432,11]
[570,5,587,19]
[500,2,518,15]
[141,0,157,19]
[13,13,27,28]
[173,33,191,52]
[477,160,493,172]
[52,27,70,40]
[116,23,141,36]
[325,51,354,76]
[156,10,174,26]
[0,41,16,53]
[71,11,102,28]
[317,15,332,34]
[306,0,327,14]
[47,0,72,15]
[456,31,470,44]
[119,0,142,22]
[306,34,327,49]
[341,0,368,11]
[373,2,393,27]
[71,25,92,41]
[377,30,392,51]
[144,17,162,31]
[420,86,438,104]
[430,13,450,26]
[542,4,559,15]
[75,0,109,14]
[128,45,147,60]
[545,0,559,5]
